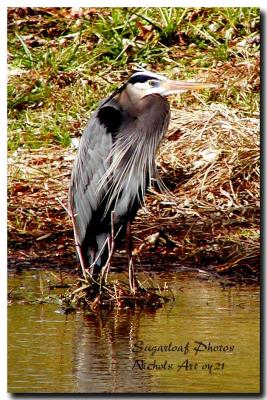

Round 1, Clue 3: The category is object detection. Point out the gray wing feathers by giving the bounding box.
[69,115,112,245]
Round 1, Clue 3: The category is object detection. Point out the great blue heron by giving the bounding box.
[69,68,214,292]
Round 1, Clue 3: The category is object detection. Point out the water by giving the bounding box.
[8,269,260,393]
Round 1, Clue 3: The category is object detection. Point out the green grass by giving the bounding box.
[8,7,260,150]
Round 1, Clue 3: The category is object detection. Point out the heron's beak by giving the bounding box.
[162,79,217,95]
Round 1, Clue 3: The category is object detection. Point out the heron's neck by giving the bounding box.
[115,89,142,116]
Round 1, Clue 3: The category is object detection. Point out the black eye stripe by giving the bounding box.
[128,75,160,84]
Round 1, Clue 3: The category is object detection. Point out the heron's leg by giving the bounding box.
[100,211,116,287]
[126,221,137,292]
[102,234,113,286]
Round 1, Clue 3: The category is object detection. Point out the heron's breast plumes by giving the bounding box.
[97,95,170,220]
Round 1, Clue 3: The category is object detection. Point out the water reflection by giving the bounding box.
[73,309,151,393]
[8,270,260,393]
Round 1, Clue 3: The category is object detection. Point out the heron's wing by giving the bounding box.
[69,110,114,246]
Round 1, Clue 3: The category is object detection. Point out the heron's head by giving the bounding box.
[124,69,216,101]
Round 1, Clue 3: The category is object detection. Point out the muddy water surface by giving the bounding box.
[8,270,260,393]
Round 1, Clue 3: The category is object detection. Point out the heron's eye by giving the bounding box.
[148,80,157,87]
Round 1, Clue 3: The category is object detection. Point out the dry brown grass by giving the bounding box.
[8,146,75,268]
[161,103,259,211]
